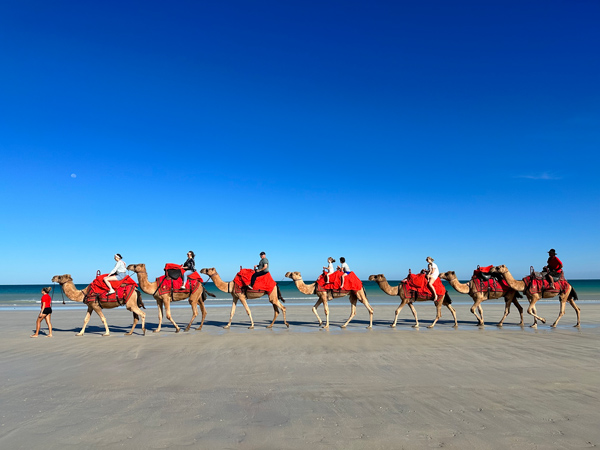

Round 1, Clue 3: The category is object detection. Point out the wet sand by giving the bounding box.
[1,301,598,449]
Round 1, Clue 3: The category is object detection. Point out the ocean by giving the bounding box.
[2,279,600,311]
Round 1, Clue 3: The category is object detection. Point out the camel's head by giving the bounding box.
[368,274,386,282]
[200,268,216,277]
[491,265,508,274]
[285,271,302,280]
[440,271,456,280]
[52,274,73,285]
[127,263,146,273]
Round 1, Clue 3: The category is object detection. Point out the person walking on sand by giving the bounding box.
[426,256,440,302]
[181,251,196,289]
[338,257,351,289]
[248,252,269,289]
[104,253,127,294]
[31,287,53,338]
[544,248,563,290]
[323,257,336,284]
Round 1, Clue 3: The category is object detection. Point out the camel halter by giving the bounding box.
[52,282,66,305]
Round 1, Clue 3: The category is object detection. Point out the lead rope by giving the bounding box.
[52,282,66,304]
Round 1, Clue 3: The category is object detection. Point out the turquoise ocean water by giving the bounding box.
[2,279,599,311]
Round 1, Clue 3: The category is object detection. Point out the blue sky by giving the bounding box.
[1,0,599,283]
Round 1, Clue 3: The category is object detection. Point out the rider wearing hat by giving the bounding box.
[544,249,563,290]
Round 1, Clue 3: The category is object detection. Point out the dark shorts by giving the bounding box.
[42,307,52,315]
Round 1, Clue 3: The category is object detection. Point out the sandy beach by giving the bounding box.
[1,301,598,449]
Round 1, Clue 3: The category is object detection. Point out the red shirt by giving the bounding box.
[547,256,563,272]
[41,293,52,308]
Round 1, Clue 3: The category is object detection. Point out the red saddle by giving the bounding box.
[156,264,203,295]
[401,273,446,301]
[523,274,568,295]
[233,269,277,294]
[86,274,138,304]
[316,270,363,291]
[472,265,510,293]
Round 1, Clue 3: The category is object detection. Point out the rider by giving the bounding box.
[426,256,440,302]
[544,248,563,290]
[248,252,269,289]
[104,254,127,295]
[181,251,196,289]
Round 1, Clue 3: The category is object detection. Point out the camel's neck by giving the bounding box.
[501,270,525,291]
[61,281,87,302]
[447,277,470,294]
[208,272,232,293]
[375,278,399,296]
[293,278,316,295]
[134,270,158,295]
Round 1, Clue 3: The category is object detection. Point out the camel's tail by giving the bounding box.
[442,291,452,305]
[569,287,578,301]
[277,286,285,303]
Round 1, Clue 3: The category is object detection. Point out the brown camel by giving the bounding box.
[440,271,524,326]
[490,265,581,328]
[368,274,457,328]
[285,271,374,328]
[200,268,288,329]
[127,263,210,333]
[51,274,146,336]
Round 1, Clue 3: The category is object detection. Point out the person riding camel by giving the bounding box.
[104,254,127,295]
[338,257,350,289]
[544,248,563,290]
[426,256,440,302]
[248,252,269,290]
[323,257,335,284]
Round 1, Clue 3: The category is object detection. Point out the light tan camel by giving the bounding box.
[127,263,210,333]
[440,271,524,326]
[368,274,457,328]
[200,268,288,329]
[51,274,146,336]
[285,271,374,328]
[490,265,581,328]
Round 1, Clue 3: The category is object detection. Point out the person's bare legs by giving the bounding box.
[427,276,438,302]
[104,275,117,294]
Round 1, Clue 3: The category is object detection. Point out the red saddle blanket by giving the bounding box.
[156,265,203,295]
[233,269,277,294]
[523,275,569,295]
[316,271,363,291]
[401,273,446,301]
[86,274,138,303]
[472,265,510,293]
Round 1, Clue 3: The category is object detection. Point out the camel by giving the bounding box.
[285,271,374,328]
[127,263,210,333]
[200,268,288,329]
[440,271,524,326]
[368,274,457,328]
[490,265,581,328]
[51,274,146,336]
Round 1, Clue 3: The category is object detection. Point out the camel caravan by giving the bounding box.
[49,250,581,336]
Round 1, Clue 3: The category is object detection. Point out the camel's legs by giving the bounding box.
[76,307,93,336]
[527,295,546,327]
[163,300,181,333]
[225,295,254,329]
[341,298,357,328]
[267,302,280,328]
[358,291,374,328]
[154,299,164,333]
[185,299,199,332]
[392,299,413,327]
[447,304,458,327]
[91,304,110,336]
[312,298,324,326]
[470,296,484,325]
[196,300,208,331]
[427,302,443,328]
[552,289,581,327]
[408,303,419,327]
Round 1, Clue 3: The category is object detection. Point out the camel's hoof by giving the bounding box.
[551,324,557,328]
[223,325,230,329]
[143,329,146,336]
[102,334,110,337]
[76,333,83,337]
[248,326,254,329]
[340,325,347,329]
[366,326,372,329]
[412,325,419,328]
[175,329,180,333]
[575,324,581,328]
[540,318,546,324]
[427,325,434,329]
[124,332,132,336]
[390,324,396,328]
[153,329,160,333]
[286,323,290,328]
[531,324,537,328]
[266,325,273,329]
[196,327,203,331]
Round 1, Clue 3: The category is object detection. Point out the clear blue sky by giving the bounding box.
[1,0,598,283]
